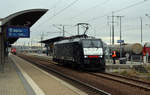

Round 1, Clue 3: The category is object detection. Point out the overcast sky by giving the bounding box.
[1,0,150,46]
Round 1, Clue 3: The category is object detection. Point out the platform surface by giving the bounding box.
[0,57,27,95]
[10,54,87,95]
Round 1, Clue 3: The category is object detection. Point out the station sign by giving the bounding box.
[117,40,124,43]
[6,26,30,38]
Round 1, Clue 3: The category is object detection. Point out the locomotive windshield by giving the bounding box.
[82,39,102,48]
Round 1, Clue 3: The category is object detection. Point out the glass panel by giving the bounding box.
[82,39,102,48]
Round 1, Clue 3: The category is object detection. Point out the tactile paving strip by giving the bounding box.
[0,58,27,95]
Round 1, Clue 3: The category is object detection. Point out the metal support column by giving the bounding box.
[140,17,143,44]
[0,28,5,72]
[77,24,79,35]
[63,26,65,37]
[112,12,115,45]
[118,16,124,58]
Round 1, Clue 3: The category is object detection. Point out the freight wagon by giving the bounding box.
[109,43,143,60]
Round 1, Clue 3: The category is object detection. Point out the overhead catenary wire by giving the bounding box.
[49,0,63,11]
[33,0,79,32]
[31,0,63,32]
[85,0,148,22]
[52,24,74,36]
[32,0,149,42]
[47,0,79,22]
[34,0,147,33]
[88,24,98,37]
[70,0,110,20]
[114,0,148,13]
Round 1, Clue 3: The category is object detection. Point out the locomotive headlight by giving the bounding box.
[99,55,102,58]
[84,55,88,58]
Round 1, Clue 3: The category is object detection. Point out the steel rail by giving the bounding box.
[90,73,150,91]
[19,55,111,95]
[22,54,150,91]
[103,72,150,86]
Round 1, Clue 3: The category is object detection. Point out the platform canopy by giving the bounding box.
[40,35,88,45]
[1,9,48,44]
[40,36,64,44]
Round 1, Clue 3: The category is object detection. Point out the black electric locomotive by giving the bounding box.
[53,36,105,71]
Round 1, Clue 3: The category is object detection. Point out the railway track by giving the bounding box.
[90,73,150,91]
[18,54,111,95]
[32,54,150,90]
[17,54,150,95]
[28,54,150,90]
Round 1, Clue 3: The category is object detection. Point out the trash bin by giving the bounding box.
[119,57,126,64]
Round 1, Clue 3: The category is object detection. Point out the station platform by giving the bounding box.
[106,63,142,69]
[0,57,27,95]
[106,60,150,69]
[0,54,87,95]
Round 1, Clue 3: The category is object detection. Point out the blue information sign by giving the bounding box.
[117,40,124,43]
[7,27,30,38]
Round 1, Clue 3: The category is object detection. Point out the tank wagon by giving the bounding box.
[53,36,105,71]
[109,43,143,59]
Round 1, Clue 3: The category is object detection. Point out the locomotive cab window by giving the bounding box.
[82,39,102,48]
